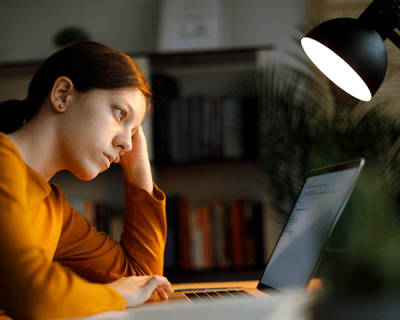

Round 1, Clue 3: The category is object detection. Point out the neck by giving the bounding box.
[7,115,64,181]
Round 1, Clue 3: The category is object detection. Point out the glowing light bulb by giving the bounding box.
[301,37,372,101]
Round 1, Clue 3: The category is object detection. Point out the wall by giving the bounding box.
[0,0,307,67]
[0,0,159,62]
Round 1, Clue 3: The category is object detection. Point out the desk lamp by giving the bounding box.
[301,0,400,101]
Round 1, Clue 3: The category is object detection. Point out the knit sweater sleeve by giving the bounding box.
[0,135,126,320]
[53,180,167,282]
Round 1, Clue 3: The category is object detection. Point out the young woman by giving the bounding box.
[0,41,172,319]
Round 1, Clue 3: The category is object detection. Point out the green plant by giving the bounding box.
[237,65,315,225]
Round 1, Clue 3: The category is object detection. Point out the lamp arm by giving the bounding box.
[358,0,400,40]
[389,28,400,49]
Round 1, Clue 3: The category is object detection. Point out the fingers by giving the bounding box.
[154,284,174,300]
[146,276,173,300]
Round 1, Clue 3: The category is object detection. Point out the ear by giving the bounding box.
[49,76,74,113]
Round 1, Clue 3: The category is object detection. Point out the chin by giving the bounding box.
[71,167,101,181]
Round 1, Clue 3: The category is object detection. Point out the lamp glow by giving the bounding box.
[301,37,372,101]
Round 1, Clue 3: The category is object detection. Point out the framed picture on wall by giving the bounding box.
[158,0,231,52]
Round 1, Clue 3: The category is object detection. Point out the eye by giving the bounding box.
[115,108,126,121]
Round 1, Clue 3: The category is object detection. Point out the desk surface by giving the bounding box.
[172,278,322,293]
[172,280,259,291]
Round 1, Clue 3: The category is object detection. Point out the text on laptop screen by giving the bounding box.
[260,167,359,292]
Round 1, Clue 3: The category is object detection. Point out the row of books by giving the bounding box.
[153,94,256,164]
[164,196,265,271]
[70,200,124,243]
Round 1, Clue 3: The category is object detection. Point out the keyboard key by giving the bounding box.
[196,292,215,302]
[237,290,254,298]
[207,292,226,300]
[215,291,239,299]
[185,293,204,303]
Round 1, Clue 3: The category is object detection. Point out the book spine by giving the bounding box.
[178,198,191,270]
[198,205,212,270]
[163,196,264,273]
[211,199,229,268]
[165,196,179,270]
[229,199,246,269]
[168,98,180,164]
[189,202,203,270]
[221,95,243,160]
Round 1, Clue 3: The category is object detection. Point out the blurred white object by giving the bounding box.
[158,0,232,52]
[78,292,312,320]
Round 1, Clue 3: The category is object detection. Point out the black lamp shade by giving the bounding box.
[302,18,387,101]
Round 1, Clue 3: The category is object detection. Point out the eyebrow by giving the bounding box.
[120,98,136,118]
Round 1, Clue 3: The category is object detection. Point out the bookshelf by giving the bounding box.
[147,47,274,282]
[0,46,275,283]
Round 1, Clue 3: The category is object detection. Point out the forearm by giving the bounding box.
[122,159,154,195]
[121,181,167,275]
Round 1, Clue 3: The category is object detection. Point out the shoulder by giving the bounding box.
[0,132,25,161]
[0,132,28,180]
[48,182,81,221]
[48,182,70,208]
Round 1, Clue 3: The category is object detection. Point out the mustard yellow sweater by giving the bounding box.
[0,133,167,319]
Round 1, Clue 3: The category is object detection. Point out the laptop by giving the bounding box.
[79,159,365,320]
[162,158,364,301]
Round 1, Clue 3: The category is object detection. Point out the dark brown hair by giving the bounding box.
[0,41,151,134]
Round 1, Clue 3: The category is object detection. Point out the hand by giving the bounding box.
[118,126,154,194]
[119,126,149,168]
[104,275,173,308]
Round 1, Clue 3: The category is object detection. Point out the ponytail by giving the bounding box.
[0,99,32,134]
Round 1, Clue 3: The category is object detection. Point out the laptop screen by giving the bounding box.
[259,159,364,293]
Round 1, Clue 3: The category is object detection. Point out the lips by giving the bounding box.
[104,154,112,164]
[104,153,120,164]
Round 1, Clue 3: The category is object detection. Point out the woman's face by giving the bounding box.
[60,87,146,180]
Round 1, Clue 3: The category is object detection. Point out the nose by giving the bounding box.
[114,131,132,152]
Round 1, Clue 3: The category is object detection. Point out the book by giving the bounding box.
[199,97,213,160]
[252,202,265,267]
[210,199,229,268]
[243,201,255,267]
[197,205,213,270]
[162,195,264,272]
[168,98,190,163]
[189,202,203,270]
[210,98,222,160]
[229,199,246,269]
[241,96,259,160]
[187,95,203,161]
[177,198,191,270]
[151,74,179,164]
[167,98,181,164]
[220,95,243,160]
[165,196,180,270]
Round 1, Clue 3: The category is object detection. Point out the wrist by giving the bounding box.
[122,160,154,195]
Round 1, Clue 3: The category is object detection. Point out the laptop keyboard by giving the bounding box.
[185,290,254,303]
